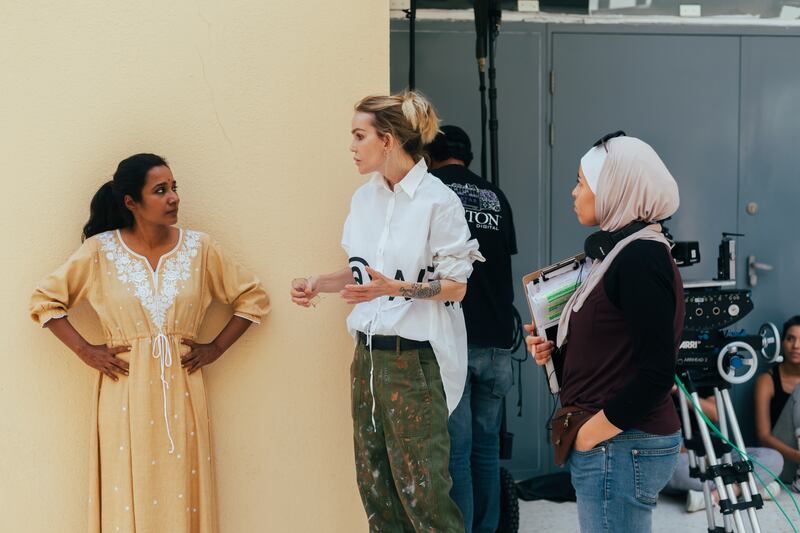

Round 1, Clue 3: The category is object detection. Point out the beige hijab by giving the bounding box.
[556,136,680,347]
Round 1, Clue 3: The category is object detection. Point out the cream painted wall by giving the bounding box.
[0,1,387,531]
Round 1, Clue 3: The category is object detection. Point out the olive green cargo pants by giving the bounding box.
[351,339,465,533]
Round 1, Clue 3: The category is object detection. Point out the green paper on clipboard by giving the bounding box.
[522,253,593,394]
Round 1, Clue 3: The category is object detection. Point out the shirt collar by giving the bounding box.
[370,158,428,199]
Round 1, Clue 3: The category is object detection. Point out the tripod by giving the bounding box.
[677,371,765,532]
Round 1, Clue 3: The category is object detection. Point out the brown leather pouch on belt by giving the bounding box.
[551,406,593,466]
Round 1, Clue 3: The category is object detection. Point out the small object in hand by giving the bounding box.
[292,277,320,307]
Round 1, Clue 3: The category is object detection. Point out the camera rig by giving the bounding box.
[674,233,782,388]
[669,232,782,533]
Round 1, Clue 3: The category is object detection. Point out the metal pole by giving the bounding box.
[474,0,488,178]
[487,4,500,186]
[408,0,416,90]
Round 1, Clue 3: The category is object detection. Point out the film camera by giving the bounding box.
[670,232,783,532]
[672,233,782,387]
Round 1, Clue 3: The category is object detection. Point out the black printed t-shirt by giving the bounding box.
[432,164,518,348]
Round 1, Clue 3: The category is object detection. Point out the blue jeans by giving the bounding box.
[569,429,681,533]
[447,345,514,533]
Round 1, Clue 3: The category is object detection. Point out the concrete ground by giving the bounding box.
[519,490,800,532]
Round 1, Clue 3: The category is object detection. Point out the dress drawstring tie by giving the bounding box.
[153,331,176,454]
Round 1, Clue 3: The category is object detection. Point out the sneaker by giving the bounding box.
[686,490,707,512]
[792,478,800,493]
[762,481,781,500]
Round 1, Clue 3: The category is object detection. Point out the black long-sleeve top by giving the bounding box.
[559,240,685,434]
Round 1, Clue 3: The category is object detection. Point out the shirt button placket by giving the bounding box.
[376,195,395,273]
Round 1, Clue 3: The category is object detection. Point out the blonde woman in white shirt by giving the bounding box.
[291,91,482,532]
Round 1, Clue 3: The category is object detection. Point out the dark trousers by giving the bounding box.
[447,345,513,533]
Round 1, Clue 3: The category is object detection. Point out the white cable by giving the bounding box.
[366,324,377,432]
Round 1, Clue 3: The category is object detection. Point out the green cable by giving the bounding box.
[675,375,800,532]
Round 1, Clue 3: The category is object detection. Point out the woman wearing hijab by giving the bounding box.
[526,132,685,532]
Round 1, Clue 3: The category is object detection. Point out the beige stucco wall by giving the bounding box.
[0,2,387,531]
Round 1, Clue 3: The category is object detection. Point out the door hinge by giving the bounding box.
[549,122,554,146]
[549,70,554,95]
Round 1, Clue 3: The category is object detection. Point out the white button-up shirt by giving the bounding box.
[341,159,484,413]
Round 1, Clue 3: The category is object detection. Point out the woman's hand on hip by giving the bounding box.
[573,425,596,452]
[523,323,554,366]
[181,339,223,374]
[77,344,130,381]
[574,411,622,452]
[340,267,396,304]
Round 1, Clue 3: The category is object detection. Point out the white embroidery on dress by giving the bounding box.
[97,229,202,454]
[97,230,201,329]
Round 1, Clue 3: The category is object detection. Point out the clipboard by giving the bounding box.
[522,253,592,394]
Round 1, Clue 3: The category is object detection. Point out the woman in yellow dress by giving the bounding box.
[30,153,269,533]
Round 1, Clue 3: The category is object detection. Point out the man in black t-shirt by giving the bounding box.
[428,126,518,533]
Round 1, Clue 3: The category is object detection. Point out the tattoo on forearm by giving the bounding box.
[398,280,442,299]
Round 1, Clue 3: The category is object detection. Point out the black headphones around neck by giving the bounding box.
[584,221,651,260]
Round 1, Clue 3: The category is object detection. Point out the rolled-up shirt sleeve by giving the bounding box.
[429,197,485,283]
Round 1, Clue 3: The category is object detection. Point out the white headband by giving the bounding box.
[580,145,607,194]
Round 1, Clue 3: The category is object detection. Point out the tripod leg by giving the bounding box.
[710,391,736,532]
[701,455,727,531]
[715,389,751,532]
[720,389,762,533]
[715,391,733,466]
[691,391,747,532]
[677,391,718,530]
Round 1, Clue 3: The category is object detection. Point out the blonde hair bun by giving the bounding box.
[354,91,441,160]
[399,91,440,145]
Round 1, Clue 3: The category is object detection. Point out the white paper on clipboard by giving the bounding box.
[522,254,593,394]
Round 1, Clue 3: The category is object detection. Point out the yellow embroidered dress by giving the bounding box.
[30,228,269,533]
